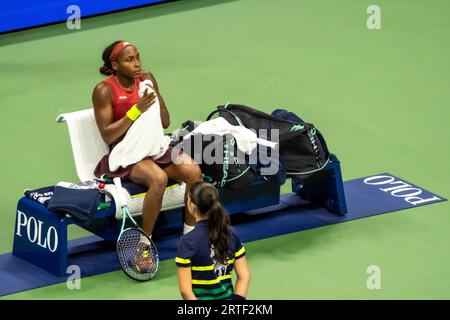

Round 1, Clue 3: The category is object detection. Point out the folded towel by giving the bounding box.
[24,186,55,206]
[47,186,103,222]
[109,80,171,172]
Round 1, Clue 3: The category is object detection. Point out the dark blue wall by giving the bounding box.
[0,0,169,33]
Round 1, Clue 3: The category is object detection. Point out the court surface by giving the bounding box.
[0,0,448,299]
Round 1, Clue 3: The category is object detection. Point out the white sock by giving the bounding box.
[183,223,195,235]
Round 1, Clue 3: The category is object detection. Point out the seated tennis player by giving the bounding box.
[176,182,250,300]
[92,40,202,240]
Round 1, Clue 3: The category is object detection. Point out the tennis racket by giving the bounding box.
[113,177,159,281]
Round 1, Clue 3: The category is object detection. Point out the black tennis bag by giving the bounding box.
[215,104,330,175]
[175,116,257,190]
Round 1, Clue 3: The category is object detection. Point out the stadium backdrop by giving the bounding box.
[1,0,170,33]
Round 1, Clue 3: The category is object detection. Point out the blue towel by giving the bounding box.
[271,108,305,124]
[47,186,102,222]
[23,186,55,206]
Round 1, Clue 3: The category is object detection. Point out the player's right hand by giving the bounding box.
[137,88,156,113]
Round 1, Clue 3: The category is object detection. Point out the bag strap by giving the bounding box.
[219,141,230,187]
[202,141,229,188]
[307,128,323,168]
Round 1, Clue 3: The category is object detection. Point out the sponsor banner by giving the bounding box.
[1,0,169,33]
[360,173,444,207]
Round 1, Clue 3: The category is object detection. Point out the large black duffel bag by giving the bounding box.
[216,104,330,175]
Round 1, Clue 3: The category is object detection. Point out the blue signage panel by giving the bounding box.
[0,0,169,33]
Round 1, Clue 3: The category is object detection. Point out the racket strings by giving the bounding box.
[117,228,159,281]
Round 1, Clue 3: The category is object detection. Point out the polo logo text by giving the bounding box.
[363,175,440,206]
[16,210,59,252]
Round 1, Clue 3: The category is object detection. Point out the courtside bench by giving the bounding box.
[12,109,346,276]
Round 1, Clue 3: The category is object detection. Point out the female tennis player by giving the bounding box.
[176,182,250,300]
[92,40,202,239]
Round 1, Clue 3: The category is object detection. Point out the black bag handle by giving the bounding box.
[206,107,245,127]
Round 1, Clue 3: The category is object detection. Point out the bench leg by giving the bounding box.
[291,154,348,215]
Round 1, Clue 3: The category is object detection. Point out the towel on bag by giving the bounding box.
[183,117,278,154]
[108,79,171,172]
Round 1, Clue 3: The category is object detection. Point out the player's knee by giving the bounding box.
[149,171,168,194]
[192,164,202,181]
[184,164,202,183]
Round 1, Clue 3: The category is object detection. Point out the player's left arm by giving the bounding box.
[233,255,250,299]
[141,70,170,129]
[177,266,197,300]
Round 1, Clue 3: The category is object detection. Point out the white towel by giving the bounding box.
[183,117,278,154]
[109,80,171,172]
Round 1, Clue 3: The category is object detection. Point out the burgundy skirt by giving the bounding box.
[94,145,178,179]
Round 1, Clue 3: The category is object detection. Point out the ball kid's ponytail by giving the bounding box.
[189,182,231,264]
[207,201,231,265]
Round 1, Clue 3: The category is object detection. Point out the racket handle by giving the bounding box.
[113,177,127,208]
